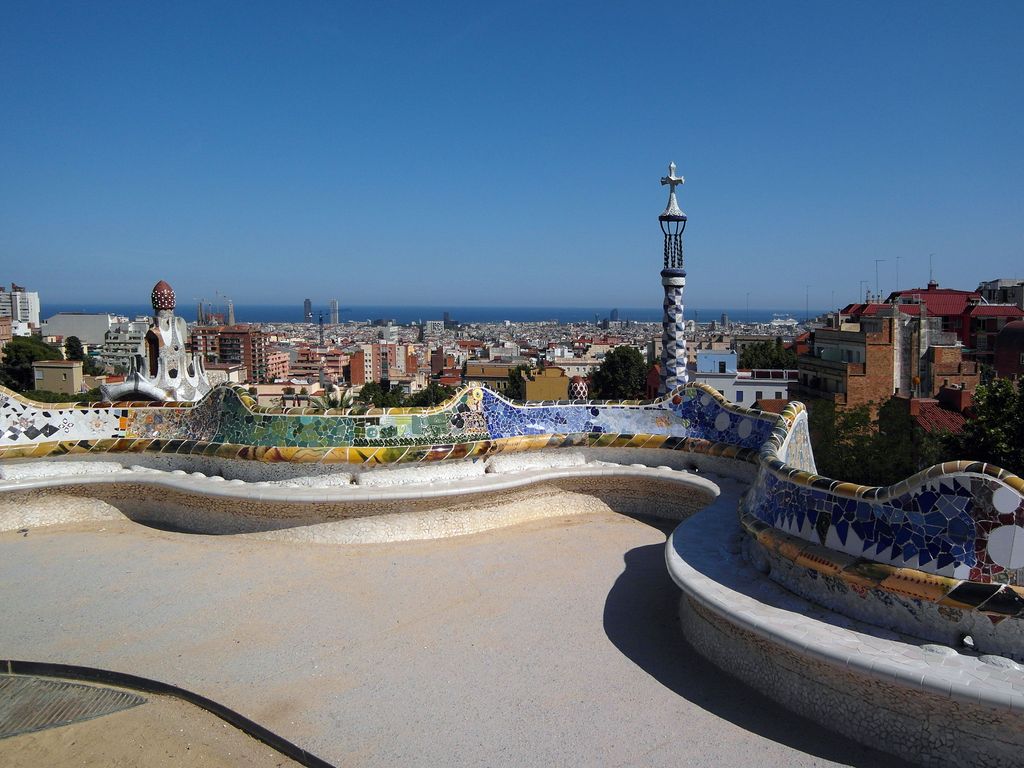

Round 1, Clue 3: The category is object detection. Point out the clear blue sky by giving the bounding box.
[2,1,1022,310]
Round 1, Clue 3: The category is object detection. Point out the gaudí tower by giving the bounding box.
[658,162,689,395]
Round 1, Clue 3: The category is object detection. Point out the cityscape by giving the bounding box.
[3,269,1021,423]
[2,3,1024,768]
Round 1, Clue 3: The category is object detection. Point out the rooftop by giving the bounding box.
[912,399,968,434]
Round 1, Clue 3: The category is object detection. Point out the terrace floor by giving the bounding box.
[0,476,904,767]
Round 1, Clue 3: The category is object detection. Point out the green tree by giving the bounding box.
[357,381,406,408]
[312,388,353,411]
[953,378,1024,475]
[23,387,104,404]
[0,337,63,391]
[504,364,531,401]
[808,400,876,484]
[406,383,456,407]
[808,396,953,486]
[871,397,946,485]
[62,336,103,375]
[65,336,85,361]
[739,338,797,370]
[590,346,646,400]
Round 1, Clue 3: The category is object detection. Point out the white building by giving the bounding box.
[42,312,126,346]
[100,318,150,369]
[978,278,1024,310]
[689,350,794,406]
[0,284,40,329]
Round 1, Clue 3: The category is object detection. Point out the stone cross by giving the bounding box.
[660,161,685,219]
[660,161,685,192]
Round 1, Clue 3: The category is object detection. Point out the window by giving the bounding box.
[62,373,68,381]
[35,371,43,381]
[755,390,763,400]
[718,361,726,373]
[775,391,782,399]
[735,390,744,402]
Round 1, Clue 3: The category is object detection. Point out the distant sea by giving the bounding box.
[42,304,825,325]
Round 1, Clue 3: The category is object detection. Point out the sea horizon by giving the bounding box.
[41,303,827,326]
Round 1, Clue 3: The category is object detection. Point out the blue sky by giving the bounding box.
[2,1,1022,310]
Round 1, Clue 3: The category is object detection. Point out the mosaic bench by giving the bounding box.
[2,382,1023,622]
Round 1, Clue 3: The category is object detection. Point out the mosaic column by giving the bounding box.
[658,162,689,395]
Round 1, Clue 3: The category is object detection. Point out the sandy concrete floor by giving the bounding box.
[0,683,300,767]
[0,476,904,767]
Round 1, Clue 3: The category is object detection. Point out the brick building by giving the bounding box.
[290,346,348,384]
[793,316,898,410]
[265,350,290,382]
[190,324,271,383]
[843,281,1024,365]
[793,313,978,411]
[348,343,403,386]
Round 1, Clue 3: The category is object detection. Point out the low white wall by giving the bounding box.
[0,463,719,543]
[668,497,1024,768]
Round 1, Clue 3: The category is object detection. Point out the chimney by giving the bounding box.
[927,280,939,290]
[908,399,921,416]
[938,385,972,413]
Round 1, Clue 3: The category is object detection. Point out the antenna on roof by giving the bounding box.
[929,253,934,284]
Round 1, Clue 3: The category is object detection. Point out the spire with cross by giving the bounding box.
[659,162,686,220]
[657,161,689,395]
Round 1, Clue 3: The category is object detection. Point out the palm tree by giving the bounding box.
[311,388,353,411]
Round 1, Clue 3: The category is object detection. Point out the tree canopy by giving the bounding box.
[808,397,947,486]
[64,336,85,361]
[353,381,457,409]
[23,387,104,404]
[64,335,105,375]
[738,338,797,370]
[356,381,406,408]
[950,378,1024,475]
[405,382,456,407]
[590,346,647,400]
[503,364,531,401]
[0,337,63,391]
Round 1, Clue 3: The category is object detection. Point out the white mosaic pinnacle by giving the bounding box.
[659,161,689,395]
[660,275,689,394]
[660,161,685,219]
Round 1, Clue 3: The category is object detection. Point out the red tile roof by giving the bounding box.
[858,303,922,316]
[754,398,789,414]
[965,305,1024,318]
[913,400,968,435]
[886,287,980,316]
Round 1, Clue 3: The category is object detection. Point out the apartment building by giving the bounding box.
[191,324,270,383]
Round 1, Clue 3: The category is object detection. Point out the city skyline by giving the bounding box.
[2,2,1022,307]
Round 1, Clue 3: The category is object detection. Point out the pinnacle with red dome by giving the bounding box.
[151,280,176,311]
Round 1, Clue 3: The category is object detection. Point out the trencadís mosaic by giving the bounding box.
[2,383,1023,590]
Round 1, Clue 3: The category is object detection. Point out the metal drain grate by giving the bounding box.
[0,675,146,739]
